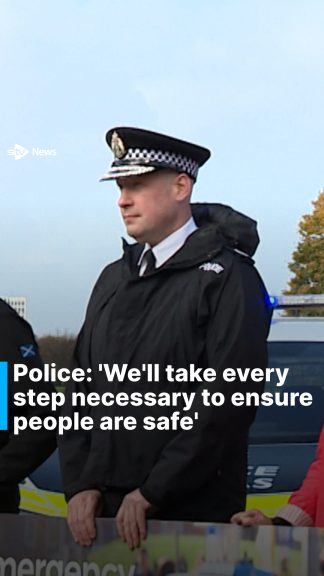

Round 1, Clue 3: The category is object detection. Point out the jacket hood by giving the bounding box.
[191,203,259,257]
[122,202,260,271]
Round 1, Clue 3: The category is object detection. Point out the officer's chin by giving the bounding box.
[124,223,145,242]
[126,226,145,244]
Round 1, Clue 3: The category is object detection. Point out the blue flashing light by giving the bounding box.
[268,295,279,308]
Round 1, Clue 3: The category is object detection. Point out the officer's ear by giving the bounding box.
[173,173,193,202]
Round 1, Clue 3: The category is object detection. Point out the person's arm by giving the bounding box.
[0,301,56,485]
[57,328,105,547]
[58,262,120,501]
[231,509,290,526]
[230,507,305,527]
[273,427,324,526]
[57,328,95,499]
[139,257,271,508]
[232,427,324,528]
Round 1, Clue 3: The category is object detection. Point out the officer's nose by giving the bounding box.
[118,188,133,208]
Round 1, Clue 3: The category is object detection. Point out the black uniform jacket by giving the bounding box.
[0,300,56,512]
[59,203,272,522]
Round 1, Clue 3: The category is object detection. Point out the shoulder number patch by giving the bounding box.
[199,262,224,274]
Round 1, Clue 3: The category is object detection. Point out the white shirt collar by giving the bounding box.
[138,217,197,271]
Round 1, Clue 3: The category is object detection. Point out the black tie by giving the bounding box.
[143,249,156,275]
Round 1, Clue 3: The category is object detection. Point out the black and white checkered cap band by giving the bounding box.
[100,147,200,181]
[122,148,199,179]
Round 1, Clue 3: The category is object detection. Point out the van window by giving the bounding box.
[249,342,324,443]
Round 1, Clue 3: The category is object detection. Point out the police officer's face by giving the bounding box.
[116,171,191,246]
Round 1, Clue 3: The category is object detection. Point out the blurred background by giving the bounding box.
[1,0,323,336]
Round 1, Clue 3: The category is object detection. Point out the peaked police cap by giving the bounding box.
[100,127,211,182]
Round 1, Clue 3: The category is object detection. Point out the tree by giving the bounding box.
[37,334,76,369]
[285,189,324,316]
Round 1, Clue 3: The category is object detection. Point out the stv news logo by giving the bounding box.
[8,144,29,160]
[7,143,57,160]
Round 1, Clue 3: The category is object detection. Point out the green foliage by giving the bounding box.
[285,190,324,316]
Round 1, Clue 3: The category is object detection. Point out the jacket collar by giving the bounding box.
[122,202,259,272]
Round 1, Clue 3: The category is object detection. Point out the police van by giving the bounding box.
[247,294,324,516]
[19,295,324,517]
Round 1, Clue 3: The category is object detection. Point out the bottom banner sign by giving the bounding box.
[0,515,323,576]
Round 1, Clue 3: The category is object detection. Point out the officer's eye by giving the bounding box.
[129,180,142,190]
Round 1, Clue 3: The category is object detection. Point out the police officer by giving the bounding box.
[59,127,272,548]
[0,299,56,512]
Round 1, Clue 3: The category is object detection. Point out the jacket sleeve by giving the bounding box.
[58,327,103,501]
[140,258,272,508]
[58,261,122,501]
[0,302,56,486]
[275,426,324,526]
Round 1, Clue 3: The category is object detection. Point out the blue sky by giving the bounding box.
[1,0,323,335]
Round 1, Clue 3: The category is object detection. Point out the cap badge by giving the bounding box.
[111,131,126,159]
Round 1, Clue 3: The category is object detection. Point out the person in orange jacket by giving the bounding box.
[231,425,324,528]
